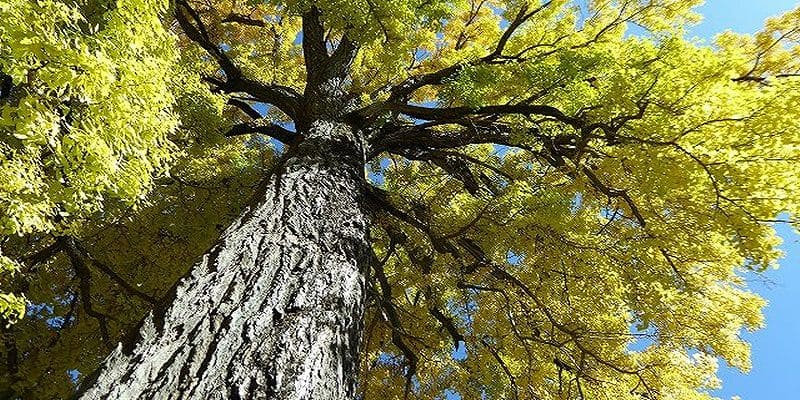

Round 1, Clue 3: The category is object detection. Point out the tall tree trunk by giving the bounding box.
[77,121,371,399]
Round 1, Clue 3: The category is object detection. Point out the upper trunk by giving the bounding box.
[77,121,371,400]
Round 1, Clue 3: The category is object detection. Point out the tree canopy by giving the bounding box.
[1,0,800,399]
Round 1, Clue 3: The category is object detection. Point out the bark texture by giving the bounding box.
[77,121,370,400]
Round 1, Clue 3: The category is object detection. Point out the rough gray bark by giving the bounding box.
[77,121,371,400]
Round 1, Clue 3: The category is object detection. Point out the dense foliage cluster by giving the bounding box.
[1,0,799,399]
[0,0,180,320]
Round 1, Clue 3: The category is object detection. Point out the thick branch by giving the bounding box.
[64,238,113,348]
[394,148,483,195]
[225,122,300,144]
[0,73,11,100]
[373,122,512,155]
[301,6,330,90]
[300,7,360,121]
[175,0,240,80]
[329,34,359,76]
[227,98,263,120]
[221,13,266,27]
[428,305,465,349]
[175,0,301,118]
[388,103,582,128]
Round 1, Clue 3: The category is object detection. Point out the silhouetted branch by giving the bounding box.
[175,0,301,118]
[64,238,113,348]
[221,13,266,27]
[225,122,299,144]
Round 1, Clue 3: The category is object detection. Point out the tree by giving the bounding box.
[1,0,800,398]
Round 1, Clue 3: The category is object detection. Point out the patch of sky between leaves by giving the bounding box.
[366,158,391,186]
[245,102,289,153]
[27,293,77,329]
[626,316,658,353]
[68,369,81,384]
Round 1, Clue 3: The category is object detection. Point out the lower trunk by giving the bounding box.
[77,121,371,399]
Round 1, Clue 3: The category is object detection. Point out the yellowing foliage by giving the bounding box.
[0,0,179,233]
[1,0,800,399]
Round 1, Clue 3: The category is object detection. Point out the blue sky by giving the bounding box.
[688,2,800,399]
[689,0,799,39]
[717,221,800,400]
